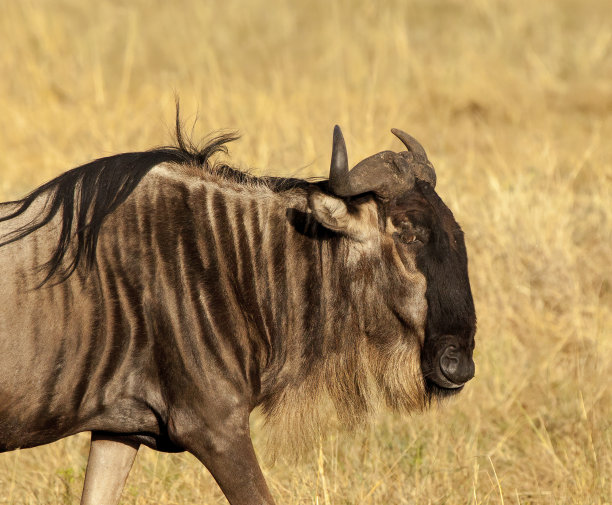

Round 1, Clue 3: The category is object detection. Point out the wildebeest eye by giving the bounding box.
[396,224,429,246]
[401,233,419,244]
[399,231,423,245]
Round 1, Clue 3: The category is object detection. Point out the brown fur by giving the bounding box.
[0,128,475,505]
[262,333,426,461]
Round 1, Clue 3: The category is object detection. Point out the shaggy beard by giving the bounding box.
[260,338,426,462]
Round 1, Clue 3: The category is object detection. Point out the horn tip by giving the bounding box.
[390,127,406,140]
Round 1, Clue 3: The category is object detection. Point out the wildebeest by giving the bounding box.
[0,122,476,505]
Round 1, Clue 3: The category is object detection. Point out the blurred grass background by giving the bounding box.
[0,0,611,503]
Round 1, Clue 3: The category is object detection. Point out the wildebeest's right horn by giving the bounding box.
[329,125,413,198]
[391,128,428,159]
[391,128,436,187]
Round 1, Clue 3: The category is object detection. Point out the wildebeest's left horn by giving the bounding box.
[329,125,350,190]
[329,125,414,198]
[391,128,436,187]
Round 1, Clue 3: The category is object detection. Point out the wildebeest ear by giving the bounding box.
[308,192,370,240]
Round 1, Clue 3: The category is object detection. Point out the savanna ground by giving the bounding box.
[0,0,610,503]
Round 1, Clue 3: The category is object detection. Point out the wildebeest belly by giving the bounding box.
[0,218,162,451]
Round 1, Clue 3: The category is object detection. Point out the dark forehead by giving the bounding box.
[389,181,463,247]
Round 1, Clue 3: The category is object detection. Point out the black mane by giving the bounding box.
[0,122,315,286]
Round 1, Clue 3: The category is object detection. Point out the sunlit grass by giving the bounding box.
[0,0,610,503]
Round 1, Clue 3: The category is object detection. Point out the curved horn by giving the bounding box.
[391,128,436,187]
[329,126,407,197]
[329,126,436,197]
[391,128,428,159]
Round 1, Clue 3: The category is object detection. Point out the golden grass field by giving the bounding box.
[1,0,611,503]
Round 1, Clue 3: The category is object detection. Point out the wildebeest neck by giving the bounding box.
[137,170,370,404]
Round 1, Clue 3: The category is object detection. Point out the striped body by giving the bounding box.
[0,126,476,505]
[0,163,404,451]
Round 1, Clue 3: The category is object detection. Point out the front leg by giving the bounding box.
[198,434,274,505]
[176,415,275,505]
[80,432,139,505]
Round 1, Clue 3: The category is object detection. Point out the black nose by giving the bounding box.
[439,345,475,385]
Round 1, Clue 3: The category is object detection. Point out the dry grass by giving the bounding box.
[1,0,611,503]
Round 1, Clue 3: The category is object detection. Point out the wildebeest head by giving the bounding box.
[309,126,476,399]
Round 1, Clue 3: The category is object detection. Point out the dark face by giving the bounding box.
[389,179,477,396]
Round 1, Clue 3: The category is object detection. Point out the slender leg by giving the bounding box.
[189,431,275,505]
[80,432,139,505]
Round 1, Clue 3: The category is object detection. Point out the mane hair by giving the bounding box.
[0,118,313,286]
[261,338,426,462]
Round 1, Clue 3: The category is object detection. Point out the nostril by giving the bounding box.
[439,345,475,385]
[440,347,460,376]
